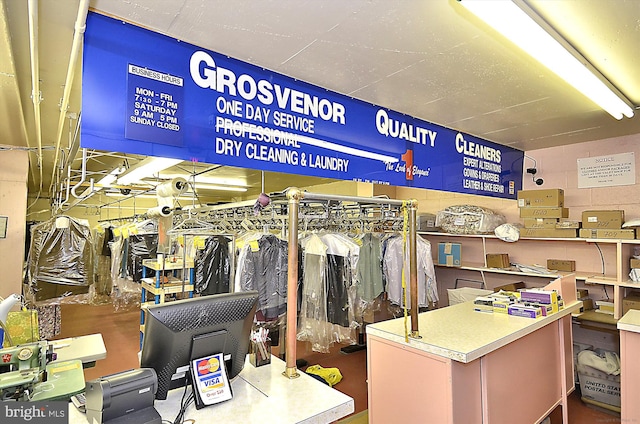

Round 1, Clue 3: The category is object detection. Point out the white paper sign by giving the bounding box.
[577,152,635,188]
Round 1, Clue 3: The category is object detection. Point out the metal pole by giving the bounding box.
[408,199,421,338]
[284,188,301,378]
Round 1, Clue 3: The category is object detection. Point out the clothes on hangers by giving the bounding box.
[355,233,384,303]
[297,233,332,353]
[383,235,438,309]
[25,216,94,301]
[320,233,359,328]
[194,235,231,295]
[237,234,289,321]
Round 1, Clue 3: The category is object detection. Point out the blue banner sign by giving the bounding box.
[81,12,523,198]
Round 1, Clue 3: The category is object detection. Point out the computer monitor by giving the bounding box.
[140,291,259,400]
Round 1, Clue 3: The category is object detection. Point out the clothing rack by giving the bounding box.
[169,188,420,378]
[97,212,149,224]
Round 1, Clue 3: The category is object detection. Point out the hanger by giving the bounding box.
[167,210,215,235]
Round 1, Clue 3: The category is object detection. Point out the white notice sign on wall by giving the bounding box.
[577,152,635,188]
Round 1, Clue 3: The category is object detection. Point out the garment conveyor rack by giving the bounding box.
[169,188,421,379]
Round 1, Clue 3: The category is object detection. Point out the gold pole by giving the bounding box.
[284,188,301,378]
[409,199,421,339]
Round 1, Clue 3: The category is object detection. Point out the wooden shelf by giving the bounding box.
[141,280,194,296]
[422,231,639,320]
[575,309,618,326]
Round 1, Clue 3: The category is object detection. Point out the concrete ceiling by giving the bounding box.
[1,0,639,207]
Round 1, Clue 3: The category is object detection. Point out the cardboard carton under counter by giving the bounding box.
[519,207,569,219]
[517,189,564,207]
[579,228,636,239]
[438,242,461,267]
[581,210,624,229]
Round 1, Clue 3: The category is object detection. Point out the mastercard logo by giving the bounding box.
[197,357,221,375]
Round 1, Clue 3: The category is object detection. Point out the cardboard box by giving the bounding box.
[579,228,636,239]
[519,207,569,219]
[630,258,640,269]
[580,298,594,311]
[508,303,542,318]
[493,281,526,292]
[517,188,564,207]
[556,220,581,229]
[595,300,614,314]
[520,289,558,305]
[527,302,554,316]
[492,299,512,314]
[417,213,438,231]
[623,291,640,315]
[576,289,589,299]
[547,259,576,272]
[438,242,461,267]
[582,210,625,229]
[520,228,578,238]
[473,296,494,313]
[486,253,510,268]
[523,218,558,229]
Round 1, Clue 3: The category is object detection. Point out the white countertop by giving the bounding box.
[617,309,640,333]
[69,355,354,424]
[50,333,106,364]
[366,300,581,363]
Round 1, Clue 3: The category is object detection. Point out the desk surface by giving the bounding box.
[69,356,354,424]
[618,309,640,333]
[367,300,581,363]
[50,333,106,364]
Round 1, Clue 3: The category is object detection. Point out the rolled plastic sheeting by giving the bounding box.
[147,206,173,218]
[156,177,188,197]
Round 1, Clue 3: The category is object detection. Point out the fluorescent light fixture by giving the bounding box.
[161,173,248,188]
[195,183,248,192]
[96,166,125,187]
[117,157,183,185]
[458,0,634,120]
[104,192,194,200]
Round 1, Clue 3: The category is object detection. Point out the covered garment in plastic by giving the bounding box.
[355,232,384,305]
[297,234,332,353]
[127,233,158,282]
[25,216,94,301]
[237,234,288,321]
[320,233,359,328]
[194,235,231,295]
[383,234,438,308]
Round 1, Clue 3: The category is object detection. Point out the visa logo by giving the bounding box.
[203,377,221,387]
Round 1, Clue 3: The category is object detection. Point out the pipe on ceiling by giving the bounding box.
[48,0,89,195]
[27,0,43,193]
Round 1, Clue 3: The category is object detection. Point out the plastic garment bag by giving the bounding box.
[26,216,94,301]
[297,234,333,353]
[383,235,438,308]
[194,235,231,295]
[238,234,288,321]
[127,234,158,282]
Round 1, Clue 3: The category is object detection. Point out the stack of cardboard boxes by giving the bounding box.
[517,189,578,238]
[579,210,635,239]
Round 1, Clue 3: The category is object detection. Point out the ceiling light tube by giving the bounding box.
[458,0,634,120]
[117,157,183,185]
[96,166,125,187]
